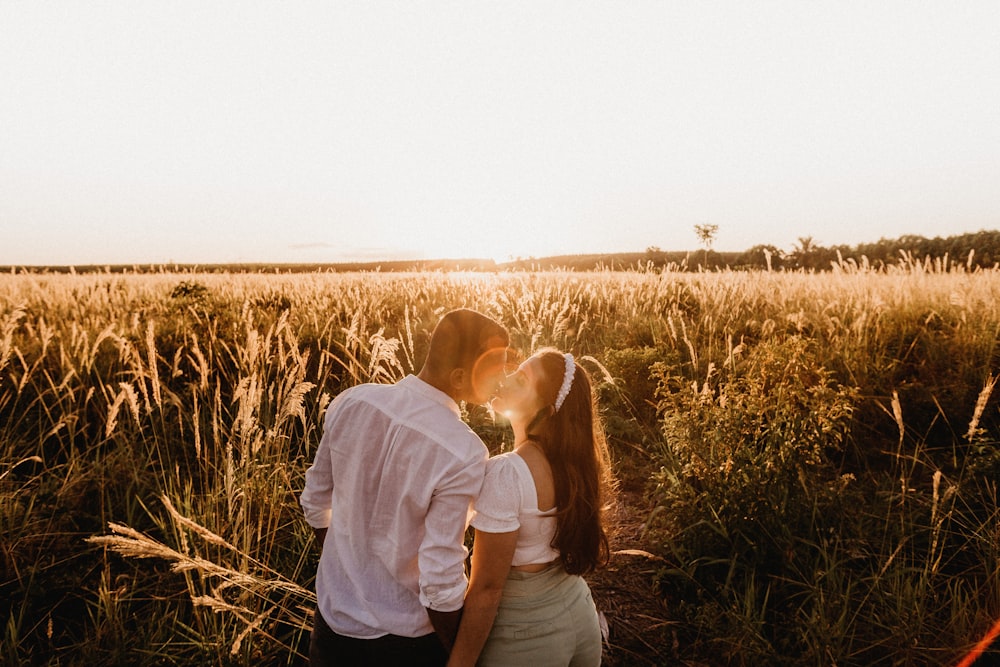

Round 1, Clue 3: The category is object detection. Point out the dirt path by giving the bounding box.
[587,470,677,666]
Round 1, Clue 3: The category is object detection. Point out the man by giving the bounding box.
[300,309,509,666]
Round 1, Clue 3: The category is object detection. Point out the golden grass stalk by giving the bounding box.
[105,382,140,438]
[891,390,905,453]
[0,308,26,377]
[965,374,997,442]
[0,455,43,482]
[86,494,316,658]
[86,499,314,600]
[161,495,237,551]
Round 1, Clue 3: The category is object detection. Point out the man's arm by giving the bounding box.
[312,527,328,551]
[427,607,463,653]
[300,405,336,543]
[418,453,487,651]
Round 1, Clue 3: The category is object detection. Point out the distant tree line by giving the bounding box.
[730,230,1000,271]
[7,230,999,274]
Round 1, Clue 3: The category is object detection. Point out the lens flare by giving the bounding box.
[955,616,1000,667]
[469,345,511,403]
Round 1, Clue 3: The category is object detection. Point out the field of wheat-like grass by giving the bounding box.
[1,265,998,665]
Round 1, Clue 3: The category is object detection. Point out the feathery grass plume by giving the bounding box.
[966,374,997,442]
[87,494,315,658]
[87,324,118,369]
[86,522,185,563]
[334,310,367,384]
[926,469,957,579]
[890,390,905,454]
[579,354,615,387]
[161,495,236,550]
[191,593,248,615]
[104,385,125,438]
[229,606,273,656]
[0,308,26,378]
[552,299,572,342]
[192,389,201,458]
[232,374,262,438]
[367,329,405,384]
[276,381,316,429]
[89,523,274,594]
[188,332,210,393]
[679,316,697,372]
[118,335,153,416]
[105,381,140,437]
[401,305,416,373]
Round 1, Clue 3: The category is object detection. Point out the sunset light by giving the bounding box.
[2,2,998,266]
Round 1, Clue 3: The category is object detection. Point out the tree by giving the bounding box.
[794,236,815,255]
[736,244,783,270]
[791,236,817,269]
[694,224,719,268]
[645,246,666,267]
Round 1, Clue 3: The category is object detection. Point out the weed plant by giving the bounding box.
[0,262,997,665]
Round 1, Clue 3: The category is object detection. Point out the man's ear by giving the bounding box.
[449,367,467,393]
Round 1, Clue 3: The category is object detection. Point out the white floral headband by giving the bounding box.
[554,353,575,412]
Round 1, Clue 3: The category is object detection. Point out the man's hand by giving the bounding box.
[313,527,328,550]
[427,607,463,653]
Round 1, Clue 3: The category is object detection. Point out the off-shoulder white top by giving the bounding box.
[470,451,560,566]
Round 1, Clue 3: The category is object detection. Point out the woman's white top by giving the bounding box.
[471,450,560,566]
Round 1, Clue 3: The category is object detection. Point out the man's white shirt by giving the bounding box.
[300,375,488,638]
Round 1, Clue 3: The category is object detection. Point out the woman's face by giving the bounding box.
[492,355,547,421]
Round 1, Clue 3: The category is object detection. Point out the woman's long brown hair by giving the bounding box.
[525,349,614,575]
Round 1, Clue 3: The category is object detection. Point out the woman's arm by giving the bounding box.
[446,528,518,667]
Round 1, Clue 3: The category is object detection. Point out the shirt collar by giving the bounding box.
[399,375,462,418]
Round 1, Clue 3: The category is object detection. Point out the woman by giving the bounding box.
[447,349,614,666]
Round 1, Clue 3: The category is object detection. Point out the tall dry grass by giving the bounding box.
[0,262,997,665]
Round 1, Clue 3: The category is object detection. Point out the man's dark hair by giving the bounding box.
[423,309,508,375]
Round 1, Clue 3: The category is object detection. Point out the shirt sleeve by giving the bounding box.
[470,455,522,534]
[417,444,487,612]
[299,396,341,529]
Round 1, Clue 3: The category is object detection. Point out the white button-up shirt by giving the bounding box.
[300,375,488,639]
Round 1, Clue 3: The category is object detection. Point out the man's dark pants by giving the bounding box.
[309,609,448,667]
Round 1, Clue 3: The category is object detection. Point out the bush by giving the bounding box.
[648,337,861,662]
[170,280,209,301]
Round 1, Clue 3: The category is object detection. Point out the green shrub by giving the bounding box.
[649,336,861,663]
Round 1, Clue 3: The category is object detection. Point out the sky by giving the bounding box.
[2,2,999,266]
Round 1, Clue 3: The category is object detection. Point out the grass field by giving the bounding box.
[2,263,998,665]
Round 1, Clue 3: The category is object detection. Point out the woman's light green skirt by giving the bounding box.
[477,564,602,667]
